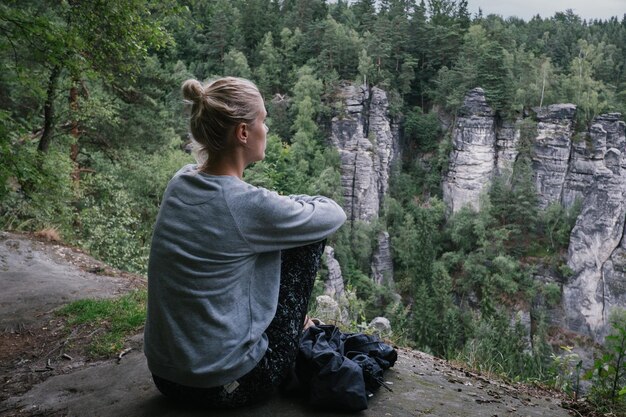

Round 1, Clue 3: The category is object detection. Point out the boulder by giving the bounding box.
[367,316,392,337]
[315,295,343,324]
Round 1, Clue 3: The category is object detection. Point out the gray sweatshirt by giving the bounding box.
[144,164,346,388]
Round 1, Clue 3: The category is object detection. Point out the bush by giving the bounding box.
[584,310,626,414]
[0,140,75,236]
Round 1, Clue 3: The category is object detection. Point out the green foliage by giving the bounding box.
[342,267,396,323]
[540,200,581,254]
[223,49,252,79]
[549,346,583,396]
[58,290,147,357]
[77,138,193,273]
[388,198,445,296]
[584,310,626,413]
[542,282,562,308]
[404,107,441,152]
[457,311,552,380]
[0,139,75,234]
[77,174,149,274]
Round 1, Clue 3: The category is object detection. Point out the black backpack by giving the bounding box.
[296,325,397,411]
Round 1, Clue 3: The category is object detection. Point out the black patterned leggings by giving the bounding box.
[152,240,325,408]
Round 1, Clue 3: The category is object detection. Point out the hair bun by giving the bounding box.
[181,79,204,102]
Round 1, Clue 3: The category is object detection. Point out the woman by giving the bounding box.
[143,77,346,408]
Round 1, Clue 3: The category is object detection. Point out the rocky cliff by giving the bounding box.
[565,114,626,340]
[442,88,626,341]
[329,83,399,223]
[328,83,399,287]
[443,88,497,213]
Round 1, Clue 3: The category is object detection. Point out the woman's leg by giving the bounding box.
[261,240,326,385]
[153,240,326,408]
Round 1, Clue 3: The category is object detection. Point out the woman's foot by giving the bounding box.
[303,315,315,330]
[303,315,325,330]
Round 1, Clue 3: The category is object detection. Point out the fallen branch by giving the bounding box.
[117,347,132,363]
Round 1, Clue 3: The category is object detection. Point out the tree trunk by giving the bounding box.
[69,82,80,183]
[38,65,62,153]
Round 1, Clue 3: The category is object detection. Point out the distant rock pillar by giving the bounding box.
[371,231,394,286]
[531,104,576,209]
[323,246,344,299]
[442,88,497,214]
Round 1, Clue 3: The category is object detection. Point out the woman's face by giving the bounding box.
[244,98,269,164]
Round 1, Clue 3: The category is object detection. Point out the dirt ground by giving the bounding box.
[0,231,580,417]
[0,231,145,407]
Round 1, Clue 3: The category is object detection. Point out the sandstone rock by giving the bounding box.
[561,138,599,209]
[602,247,626,330]
[495,120,519,175]
[315,294,343,324]
[595,113,626,155]
[323,246,344,299]
[458,87,494,117]
[564,114,626,341]
[371,231,394,286]
[329,83,399,288]
[367,316,392,336]
[330,83,399,223]
[565,165,626,339]
[442,87,626,342]
[443,88,496,213]
[533,104,577,123]
[531,104,576,209]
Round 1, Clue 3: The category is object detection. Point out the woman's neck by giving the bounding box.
[201,152,245,179]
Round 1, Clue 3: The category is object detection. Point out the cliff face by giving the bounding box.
[531,104,577,209]
[565,114,626,340]
[329,83,399,286]
[441,88,626,341]
[442,88,497,213]
[329,84,399,223]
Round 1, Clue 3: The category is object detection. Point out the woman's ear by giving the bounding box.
[236,122,248,144]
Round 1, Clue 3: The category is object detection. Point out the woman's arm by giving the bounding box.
[227,186,346,252]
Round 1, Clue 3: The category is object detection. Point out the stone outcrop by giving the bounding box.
[442,91,581,214]
[330,83,399,223]
[329,83,399,284]
[442,89,626,341]
[531,104,577,209]
[315,294,344,324]
[495,120,520,175]
[564,115,626,340]
[371,231,394,286]
[443,88,497,213]
[367,316,392,336]
[322,246,344,299]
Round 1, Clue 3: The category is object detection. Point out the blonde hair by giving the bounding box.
[181,77,262,166]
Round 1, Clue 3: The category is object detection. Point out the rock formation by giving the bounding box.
[330,83,399,223]
[442,88,626,341]
[531,104,577,209]
[371,231,394,286]
[329,83,399,285]
[442,88,497,213]
[564,114,626,340]
[322,246,344,298]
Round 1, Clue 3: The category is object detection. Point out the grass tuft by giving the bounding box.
[58,290,147,356]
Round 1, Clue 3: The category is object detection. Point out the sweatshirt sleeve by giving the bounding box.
[227,185,347,253]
